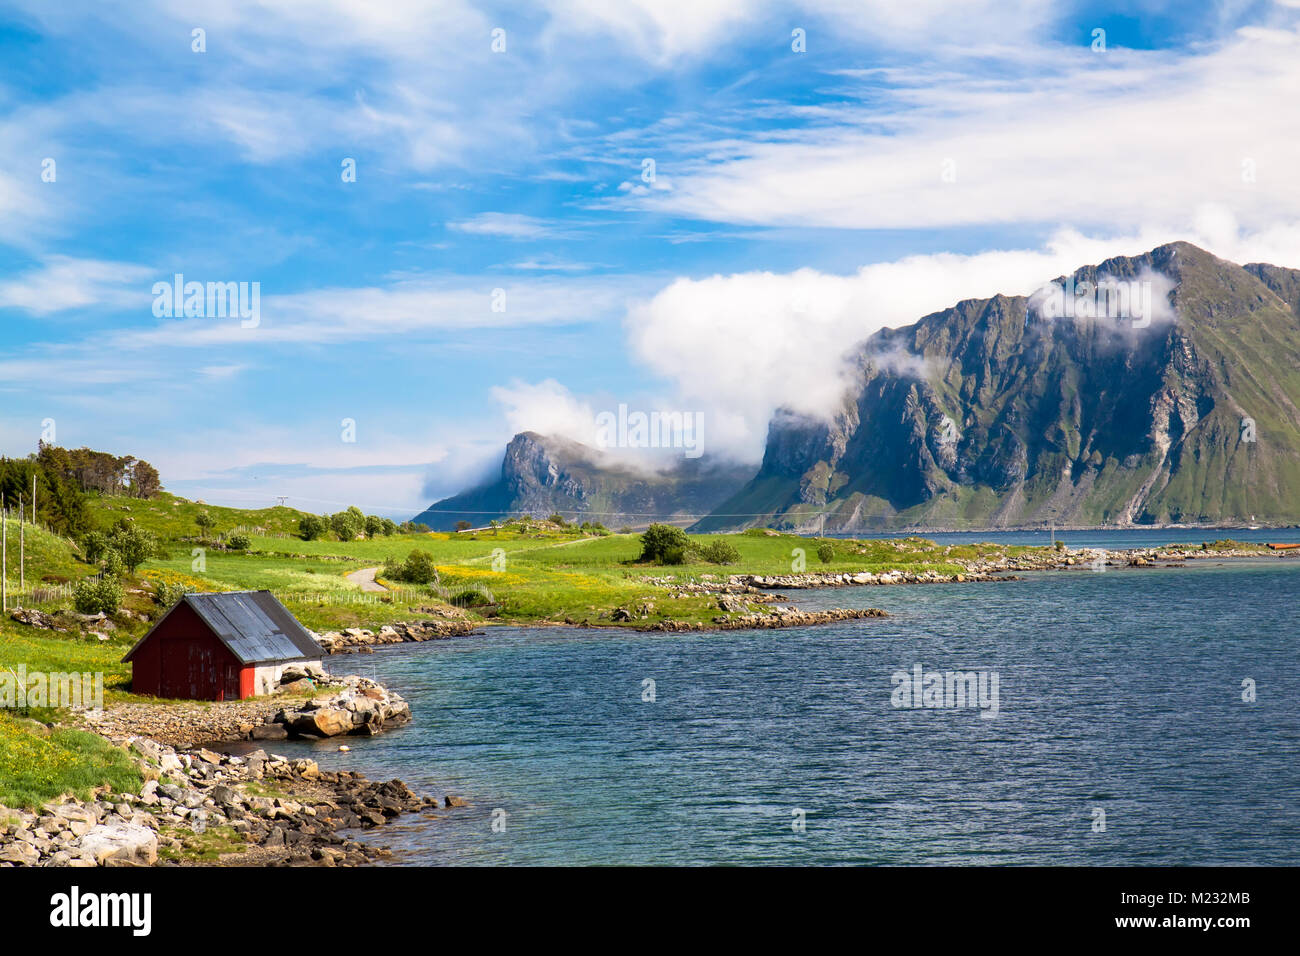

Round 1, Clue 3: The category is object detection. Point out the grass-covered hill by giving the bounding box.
[85,491,310,540]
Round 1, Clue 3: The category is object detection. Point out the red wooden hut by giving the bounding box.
[123,590,324,700]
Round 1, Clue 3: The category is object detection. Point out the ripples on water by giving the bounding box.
[272,557,1300,865]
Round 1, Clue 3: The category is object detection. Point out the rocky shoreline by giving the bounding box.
[730,569,1019,590]
[82,668,412,749]
[0,734,456,868]
[315,619,481,653]
[639,606,889,632]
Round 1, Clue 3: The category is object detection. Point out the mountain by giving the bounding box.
[693,242,1300,532]
[413,432,752,530]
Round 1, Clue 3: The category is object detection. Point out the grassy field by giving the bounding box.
[135,524,1037,629]
[0,712,141,808]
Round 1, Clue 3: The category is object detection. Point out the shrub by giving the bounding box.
[73,576,123,615]
[298,515,327,540]
[227,533,251,551]
[389,549,438,584]
[817,542,835,564]
[455,520,472,532]
[638,523,691,563]
[450,587,493,608]
[81,530,109,564]
[699,540,740,565]
[100,548,125,578]
[547,513,568,527]
[155,580,193,608]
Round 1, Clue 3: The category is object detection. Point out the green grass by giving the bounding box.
[124,523,1049,629]
[157,823,248,863]
[87,491,308,540]
[0,516,94,591]
[0,712,141,808]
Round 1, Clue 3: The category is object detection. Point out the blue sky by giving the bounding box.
[2,0,1298,517]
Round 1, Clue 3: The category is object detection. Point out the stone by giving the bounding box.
[50,805,97,837]
[75,823,159,866]
[0,842,39,865]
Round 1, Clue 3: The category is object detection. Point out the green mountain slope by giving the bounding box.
[695,242,1300,531]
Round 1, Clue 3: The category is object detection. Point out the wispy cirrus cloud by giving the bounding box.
[448,213,567,240]
[615,22,1300,234]
[0,256,154,315]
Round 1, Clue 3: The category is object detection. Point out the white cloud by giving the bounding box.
[490,379,600,444]
[623,24,1300,233]
[623,222,1300,462]
[0,257,154,314]
[107,273,644,349]
[449,213,564,239]
[542,0,1057,62]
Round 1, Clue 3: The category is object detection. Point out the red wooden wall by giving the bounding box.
[129,602,245,700]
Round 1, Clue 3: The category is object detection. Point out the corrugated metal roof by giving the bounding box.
[184,591,323,664]
[123,590,323,665]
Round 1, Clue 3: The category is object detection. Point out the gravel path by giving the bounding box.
[345,566,387,592]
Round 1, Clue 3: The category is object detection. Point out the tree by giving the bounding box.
[109,522,156,573]
[364,515,385,538]
[330,508,364,541]
[81,530,110,564]
[195,511,215,536]
[129,460,162,498]
[298,515,327,540]
[639,523,691,564]
[455,520,472,532]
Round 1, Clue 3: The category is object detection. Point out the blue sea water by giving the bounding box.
[263,554,1300,865]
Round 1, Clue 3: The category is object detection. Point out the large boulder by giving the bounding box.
[76,823,159,866]
[290,706,355,738]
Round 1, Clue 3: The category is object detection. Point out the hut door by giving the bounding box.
[223,663,240,701]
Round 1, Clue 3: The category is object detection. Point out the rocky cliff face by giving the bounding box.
[695,242,1300,531]
[414,432,751,530]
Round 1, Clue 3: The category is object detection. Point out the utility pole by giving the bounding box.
[2,499,7,614]
[18,493,24,593]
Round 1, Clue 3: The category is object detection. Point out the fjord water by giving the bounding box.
[286,557,1299,865]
